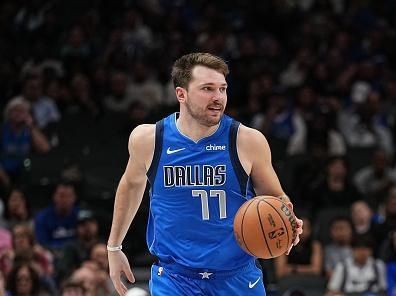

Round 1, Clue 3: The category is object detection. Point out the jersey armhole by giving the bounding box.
[147,119,164,185]
[229,120,250,196]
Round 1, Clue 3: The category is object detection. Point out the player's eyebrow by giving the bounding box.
[199,82,228,87]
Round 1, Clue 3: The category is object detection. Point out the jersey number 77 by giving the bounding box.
[192,189,227,220]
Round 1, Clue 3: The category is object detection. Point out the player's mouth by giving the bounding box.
[207,105,223,113]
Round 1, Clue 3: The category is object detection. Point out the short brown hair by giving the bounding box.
[171,52,229,89]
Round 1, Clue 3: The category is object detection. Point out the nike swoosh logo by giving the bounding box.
[166,147,186,154]
[249,277,261,288]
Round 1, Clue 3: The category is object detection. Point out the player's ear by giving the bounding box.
[175,87,187,103]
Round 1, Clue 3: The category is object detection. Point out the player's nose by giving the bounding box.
[213,88,226,101]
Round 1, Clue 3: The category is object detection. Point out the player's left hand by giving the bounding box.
[285,202,303,255]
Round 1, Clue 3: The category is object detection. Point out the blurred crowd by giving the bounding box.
[1,0,396,295]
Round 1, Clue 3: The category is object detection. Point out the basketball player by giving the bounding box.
[107,53,303,296]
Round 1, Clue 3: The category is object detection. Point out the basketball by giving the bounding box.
[233,196,297,259]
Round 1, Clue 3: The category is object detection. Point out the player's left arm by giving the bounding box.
[237,125,303,250]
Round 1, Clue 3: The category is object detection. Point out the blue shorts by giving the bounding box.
[149,260,266,296]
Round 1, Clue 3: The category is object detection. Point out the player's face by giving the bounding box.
[180,65,227,127]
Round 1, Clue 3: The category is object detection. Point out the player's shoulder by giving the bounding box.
[128,124,155,151]
[237,124,268,144]
[130,124,156,139]
[236,124,271,163]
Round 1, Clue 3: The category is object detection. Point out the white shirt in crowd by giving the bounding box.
[328,257,387,294]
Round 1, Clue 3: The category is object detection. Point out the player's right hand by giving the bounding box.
[108,250,135,296]
[285,202,303,255]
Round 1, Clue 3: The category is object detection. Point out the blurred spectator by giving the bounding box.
[60,280,85,296]
[125,101,150,133]
[280,47,314,88]
[103,28,126,70]
[253,89,305,157]
[121,9,153,54]
[338,88,394,156]
[13,0,50,33]
[90,64,108,104]
[21,60,64,86]
[69,266,97,296]
[260,36,285,76]
[309,62,333,95]
[0,227,12,278]
[243,74,273,122]
[288,106,346,158]
[0,228,12,250]
[78,260,112,296]
[294,85,318,125]
[307,156,360,214]
[0,97,50,187]
[126,62,163,111]
[324,216,354,277]
[12,223,54,279]
[6,262,48,296]
[379,230,396,295]
[104,71,133,114]
[21,77,60,130]
[350,200,375,237]
[68,73,100,117]
[327,234,386,295]
[60,25,92,75]
[3,188,32,230]
[12,223,55,295]
[387,265,396,296]
[57,209,99,281]
[90,243,108,272]
[372,187,396,249]
[84,242,115,295]
[274,216,323,278]
[384,77,396,145]
[379,230,396,263]
[306,108,346,157]
[43,78,68,110]
[0,270,6,296]
[162,80,178,107]
[34,182,79,250]
[354,149,396,209]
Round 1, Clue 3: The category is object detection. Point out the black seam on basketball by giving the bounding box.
[240,199,256,256]
[257,200,274,258]
[261,198,291,251]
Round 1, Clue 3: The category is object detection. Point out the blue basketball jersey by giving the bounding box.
[146,113,255,270]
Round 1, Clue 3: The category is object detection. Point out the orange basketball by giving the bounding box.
[233,196,297,259]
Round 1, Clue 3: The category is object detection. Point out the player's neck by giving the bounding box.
[176,114,220,143]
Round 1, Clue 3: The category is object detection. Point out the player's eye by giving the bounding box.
[219,87,227,93]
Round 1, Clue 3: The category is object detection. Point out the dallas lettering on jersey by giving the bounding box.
[164,165,226,187]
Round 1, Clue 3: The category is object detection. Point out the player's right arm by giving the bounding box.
[237,125,303,253]
[107,124,155,296]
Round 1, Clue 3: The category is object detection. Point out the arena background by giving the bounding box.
[1,0,396,295]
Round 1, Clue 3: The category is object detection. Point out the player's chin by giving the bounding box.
[208,109,223,118]
[203,110,219,120]
[206,116,222,126]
